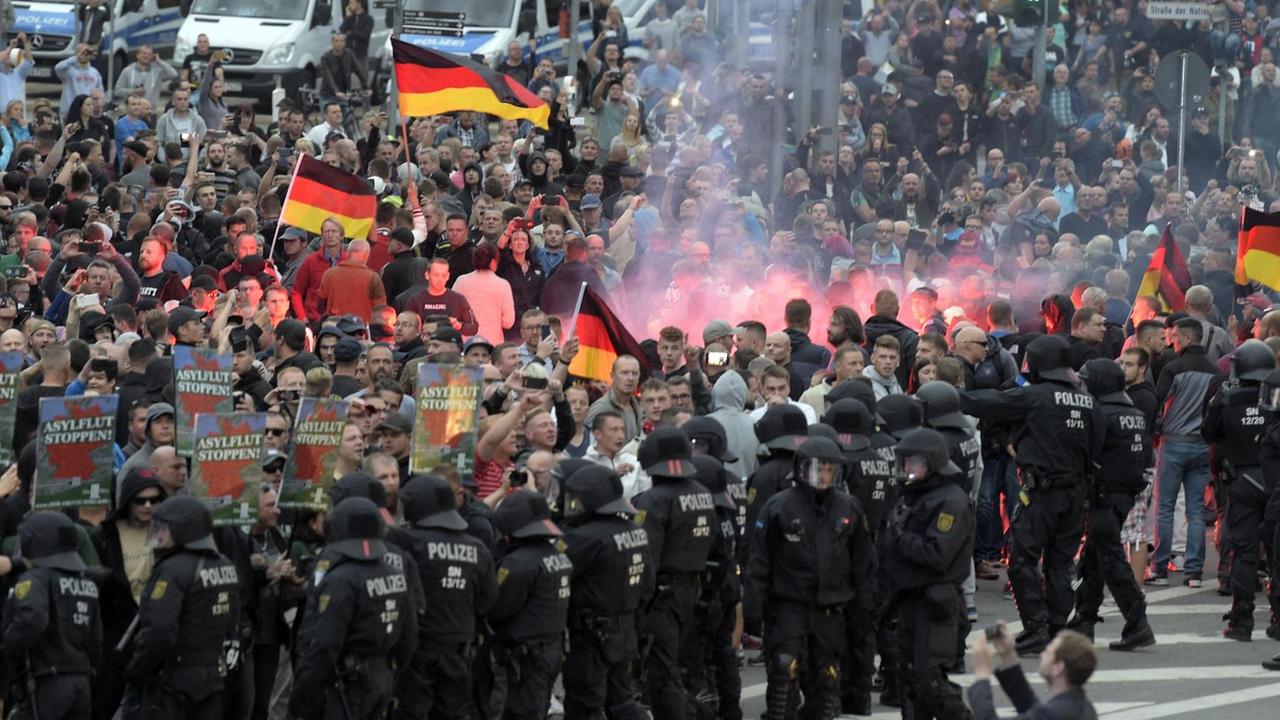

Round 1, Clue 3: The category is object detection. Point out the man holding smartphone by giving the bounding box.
[968,624,1097,719]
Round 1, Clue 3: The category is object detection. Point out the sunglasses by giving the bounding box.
[132,495,162,506]
[266,427,286,437]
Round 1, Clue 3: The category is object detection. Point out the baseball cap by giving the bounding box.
[621,165,644,177]
[430,326,463,348]
[280,227,308,242]
[377,412,413,435]
[333,337,363,363]
[464,336,494,354]
[167,306,205,336]
[124,140,149,157]
[702,319,737,346]
[881,83,899,96]
[581,193,602,210]
[336,314,368,337]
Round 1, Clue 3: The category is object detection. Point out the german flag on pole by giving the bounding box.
[393,38,550,129]
[1237,206,1280,291]
[568,287,649,383]
[1135,224,1192,312]
[280,155,377,240]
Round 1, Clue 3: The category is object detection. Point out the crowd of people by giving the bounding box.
[4,0,1280,718]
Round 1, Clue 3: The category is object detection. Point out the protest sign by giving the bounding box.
[0,352,23,466]
[279,397,350,511]
[34,395,117,509]
[173,346,233,455]
[411,364,483,479]
[190,412,266,526]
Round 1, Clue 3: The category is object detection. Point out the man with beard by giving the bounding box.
[850,160,888,225]
[135,236,187,305]
[1058,186,1108,242]
[400,259,479,336]
[894,172,937,229]
[393,311,427,362]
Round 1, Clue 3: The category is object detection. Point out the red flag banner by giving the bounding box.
[281,155,377,240]
[393,38,550,129]
[1135,224,1192,312]
[1238,206,1280,291]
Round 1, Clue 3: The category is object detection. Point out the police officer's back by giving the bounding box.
[744,405,809,557]
[489,491,573,719]
[560,465,653,720]
[824,399,892,532]
[126,497,242,720]
[395,476,497,720]
[1,512,102,720]
[884,429,974,719]
[917,381,982,494]
[289,498,418,720]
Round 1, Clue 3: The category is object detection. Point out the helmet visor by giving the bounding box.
[801,459,839,491]
[146,520,174,549]
[896,454,930,484]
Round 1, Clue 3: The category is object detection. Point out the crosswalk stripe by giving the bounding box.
[1104,681,1280,718]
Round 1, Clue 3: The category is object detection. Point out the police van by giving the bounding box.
[17,0,185,80]
[173,0,390,101]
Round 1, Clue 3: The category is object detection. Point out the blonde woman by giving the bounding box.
[617,109,649,159]
[5,100,29,143]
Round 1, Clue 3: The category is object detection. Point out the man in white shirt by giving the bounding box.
[306,100,348,153]
[749,365,818,424]
[584,410,650,498]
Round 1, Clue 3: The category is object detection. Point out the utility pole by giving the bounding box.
[1031,0,1050,85]
[769,2,792,196]
[794,0,816,138]
[817,0,841,157]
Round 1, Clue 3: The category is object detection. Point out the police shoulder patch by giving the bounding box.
[150,580,168,600]
[633,510,647,527]
[318,594,330,614]
[13,579,31,600]
[747,488,757,504]
[555,539,568,553]
[936,512,955,533]
[497,567,510,585]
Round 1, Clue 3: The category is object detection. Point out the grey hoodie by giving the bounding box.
[709,371,760,480]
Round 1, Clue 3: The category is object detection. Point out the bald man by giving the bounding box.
[765,331,809,400]
[150,445,188,496]
[0,328,25,353]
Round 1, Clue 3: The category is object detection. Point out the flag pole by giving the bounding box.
[565,281,588,342]
[267,154,305,261]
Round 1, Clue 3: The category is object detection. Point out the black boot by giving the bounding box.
[1015,627,1050,656]
[764,679,791,720]
[1065,614,1097,642]
[1109,619,1156,651]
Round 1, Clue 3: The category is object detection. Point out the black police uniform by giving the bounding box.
[489,491,572,720]
[1205,342,1275,638]
[683,456,743,720]
[1258,370,1280,670]
[126,497,242,720]
[289,498,419,720]
[632,427,716,720]
[744,437,874,720]
[884,429,974,720]
[1070,359,1155,650]
[1,513,102,720]
[743,406,810,566]
[962,336,1098,651]
[560,465,654,720]
[395,476,497,720]
[824,398,893,713]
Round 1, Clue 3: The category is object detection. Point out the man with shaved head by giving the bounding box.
[0,328,25,353]
[765,330,808,399]
[150,445,187,496]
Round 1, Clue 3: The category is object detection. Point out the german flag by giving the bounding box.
[393,38,549,129]
[280,155,376,240]
[1135,224,1192,312]
[1237,206,1280,291]
[568,287,649,383]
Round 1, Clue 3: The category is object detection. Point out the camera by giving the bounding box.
[510,469,530,487]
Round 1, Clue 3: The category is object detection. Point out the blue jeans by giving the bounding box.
[1210,29,1242,65]
[976,453,1017,561]
[1154,441,1210,574]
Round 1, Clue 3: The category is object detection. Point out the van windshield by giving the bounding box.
[190,0,308,20]
[404,0,517,29]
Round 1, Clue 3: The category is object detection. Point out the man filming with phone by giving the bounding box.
[968,623,1098,719]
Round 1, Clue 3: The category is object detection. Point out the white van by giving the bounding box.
[16,0,184,80]
[174,0,389,101]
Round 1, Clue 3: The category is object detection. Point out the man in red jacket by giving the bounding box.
[289,217,346,322]
[317,239,387,322]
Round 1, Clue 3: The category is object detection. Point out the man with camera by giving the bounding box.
[968,624,1098,719]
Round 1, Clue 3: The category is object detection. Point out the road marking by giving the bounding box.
[1104,681,1280,718]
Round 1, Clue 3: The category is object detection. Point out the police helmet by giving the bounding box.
[18,512,86,572]
[915,381,973,430]
[550,458,596,483]
[823,398,874,451]
[1023,335,1075,383]
[325,497,387,561]
[807,422,841,447]
[1234,339,1276,383]
[493,491,562,539]
[794,436,847,490]
[329,471,388,509]
[753,404,809,452]
[151,496,218,551]
[401,475,467,531]
[690,455,737,511]
[682,416,738,463]
[1079,358,1131,405]
[827,378,878,417]
[1261,368,1280,412]
[876,394,923,440]
[563,465,635,519]
[894,427,960,480]
[638,426,698,479]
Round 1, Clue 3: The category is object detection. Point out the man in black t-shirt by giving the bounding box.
[398,258,478,335]
[180,33,214,86]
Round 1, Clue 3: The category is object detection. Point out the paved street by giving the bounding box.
[738,545,1280,720]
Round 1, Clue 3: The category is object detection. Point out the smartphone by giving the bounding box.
[1110,159,1124,169]
[79,241,100,255]
[279,389,301,402]
[706,350,729,366]
[509,469,530,487]
[179,132,192,143]
[540,323,552,339]
[76,292,100,308]
[207,130,227,141]
[277,147,293,168]
[570,116,586,127]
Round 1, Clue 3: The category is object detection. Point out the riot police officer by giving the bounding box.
[1257,369,1280,671]
[962,335,1097,654]
[633,427,717,720]
[884,429,974,720]
[289,497,418,720]
[1205,341,1276,640]
[489,491,572,720]
[917,382,981,494]
[395,475,497,720]
[1,512,102,720]
[686,455,743,720]
[744,437,874,720]
[560,465,653,720]
[126,496,242,720]
[685,416,748,534]
[744,406,809,555]
[1069,358,1156,650]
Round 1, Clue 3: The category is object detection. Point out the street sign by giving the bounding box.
[1155,51,1209,110]
[1146,2,1211,21]
[372,0,395,8]
[403,10,465,37]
